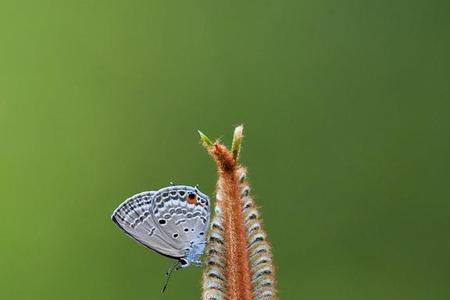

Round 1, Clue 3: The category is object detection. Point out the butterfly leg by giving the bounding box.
[161,261,180,293]
[192,260,202,267]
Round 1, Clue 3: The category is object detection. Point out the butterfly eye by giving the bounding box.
[186,193,197,204]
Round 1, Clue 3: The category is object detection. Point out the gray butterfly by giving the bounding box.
[111,185,210,290]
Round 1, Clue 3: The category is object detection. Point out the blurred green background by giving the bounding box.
[0,1,449,299]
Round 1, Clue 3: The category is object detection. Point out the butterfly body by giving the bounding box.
[111,185,210,267]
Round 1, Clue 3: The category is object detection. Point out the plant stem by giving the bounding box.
[200,126,277,300]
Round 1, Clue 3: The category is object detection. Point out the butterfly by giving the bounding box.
[111,185,210,291]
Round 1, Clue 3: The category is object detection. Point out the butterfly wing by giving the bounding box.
[151,186,210,250]
[111,191,185,258]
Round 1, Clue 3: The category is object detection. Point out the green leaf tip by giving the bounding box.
[198,130,214,147]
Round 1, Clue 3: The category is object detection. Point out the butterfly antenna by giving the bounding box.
[161,261,180,293]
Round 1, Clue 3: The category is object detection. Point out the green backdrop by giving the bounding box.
[1,1,449,299]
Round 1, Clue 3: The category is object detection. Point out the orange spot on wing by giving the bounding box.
[186,193,197,204]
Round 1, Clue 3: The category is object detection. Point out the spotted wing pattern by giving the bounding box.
[151,186,209,251]
[111,186,210,260]
[112,191,184,258]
